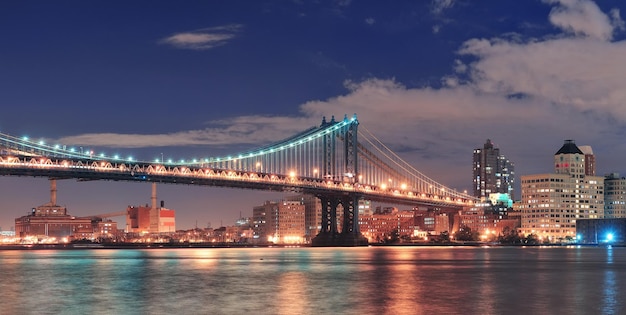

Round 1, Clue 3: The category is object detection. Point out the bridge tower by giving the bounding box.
[312,114,368,246]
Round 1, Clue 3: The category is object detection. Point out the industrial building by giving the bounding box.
[14,179,118,240]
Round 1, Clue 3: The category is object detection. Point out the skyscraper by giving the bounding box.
[472,139,515,200]
[519,140,604,242]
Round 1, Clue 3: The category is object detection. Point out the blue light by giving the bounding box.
[607,233,614,242]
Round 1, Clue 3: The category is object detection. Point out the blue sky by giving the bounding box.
[1,0,626,230]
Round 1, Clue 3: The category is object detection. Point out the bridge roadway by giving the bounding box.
[0,154,472,208]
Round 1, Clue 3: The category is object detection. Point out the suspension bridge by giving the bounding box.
[0,114,476,246]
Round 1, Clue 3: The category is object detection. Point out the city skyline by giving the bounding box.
[1,0,626,230]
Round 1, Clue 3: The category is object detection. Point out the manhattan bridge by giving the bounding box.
[0,114,477,246]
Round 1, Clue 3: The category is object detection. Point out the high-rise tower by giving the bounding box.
[519,140,604,242]
[472,139,515,200]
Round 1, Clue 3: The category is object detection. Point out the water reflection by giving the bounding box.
[1,246,626,314]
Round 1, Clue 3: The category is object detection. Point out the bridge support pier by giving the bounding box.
[312,193,368,247]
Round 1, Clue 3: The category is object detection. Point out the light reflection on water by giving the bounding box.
[0,246,625,315]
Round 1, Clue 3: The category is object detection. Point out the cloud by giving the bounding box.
[431,0,455,15]
[365,17,375,25]
[543,0,623,40]
[57,116,314,149]
[159,24,243,50]
[58,0,626,190]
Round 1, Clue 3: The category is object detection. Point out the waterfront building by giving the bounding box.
[359,210,420,242]
[126,203,176,233]
[473,139,515,200]
[14,179,118,240]
[604,173,626,218]
[453,207,519,240]
[285,194,322,242]
[253,200,306,244]
[519,140,604,242]
[252,202,269,242]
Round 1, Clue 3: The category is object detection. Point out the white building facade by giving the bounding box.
[519,140,604,242]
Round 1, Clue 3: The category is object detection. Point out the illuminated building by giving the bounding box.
[126,203,176,233]
[358,200,372,216]
[253,200,306,244]
[604,173,626,218]
[453,207,519,238]
[578,145,596,176]
[359,210,419,242]
[125,183,176,233]
[285,194,322,242]
[473,139,515,200]
[252,202,269,241]
[14,179,117,240]
[519,140,604,242]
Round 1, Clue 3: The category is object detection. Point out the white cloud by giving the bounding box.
[59,0,626,190]
[431,0,455,15]
[543,0,622,40]
[159,24,243,50]
[365,17,376,25]
[57,116,314,148]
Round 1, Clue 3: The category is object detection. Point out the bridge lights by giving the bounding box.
[289,171,296,179]
[401,183,407,190]
[381,183,387,190]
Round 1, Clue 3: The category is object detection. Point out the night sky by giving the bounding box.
[1,0,626,230]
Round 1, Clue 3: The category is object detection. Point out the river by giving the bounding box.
[0,246,624,315]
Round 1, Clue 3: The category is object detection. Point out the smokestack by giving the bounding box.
[50,179,57,206]
[150,182,159,233]
[151,182,157,211]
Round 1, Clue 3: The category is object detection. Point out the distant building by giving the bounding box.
[252,202,269,242]
[473,139,515,200]
[604,173,626,218]
[253,200,306,244]
[126,204,176,233]
[519,140,604,242]
[359,200,372,216]
[578,145,596,176]
[359,210,420,242]
[453,207,519,239]
[14,179,118,240]
[285,194,322,241]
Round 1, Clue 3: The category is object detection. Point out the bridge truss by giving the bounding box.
[0,114,476,246]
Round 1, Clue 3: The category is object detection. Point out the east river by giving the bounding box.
[0,246,624,315]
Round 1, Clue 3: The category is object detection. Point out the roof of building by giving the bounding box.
[555,140,583,155]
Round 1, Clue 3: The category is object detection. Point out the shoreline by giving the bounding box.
[0,242,618,250]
